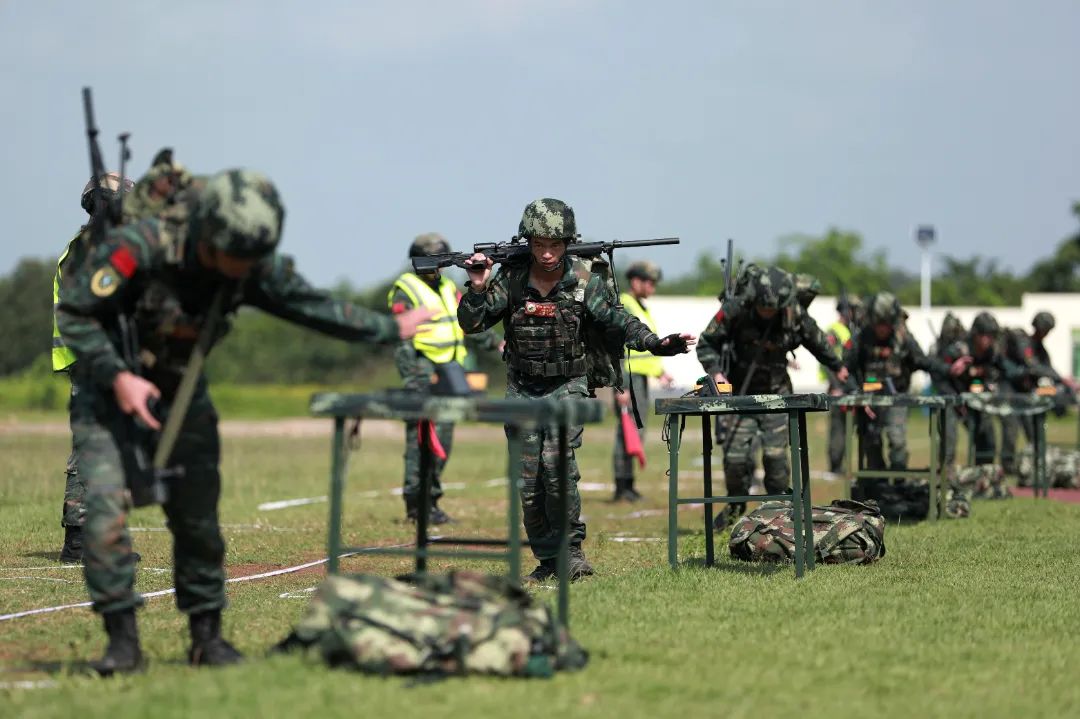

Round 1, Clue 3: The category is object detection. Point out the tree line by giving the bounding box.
[2,203,1077,382]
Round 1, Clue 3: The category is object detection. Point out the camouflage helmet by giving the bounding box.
[940,312,966,343]
[409,232,450,258]
[1032,311,1055,333]
[193,169,284,259]
[752,266,793,310]
[626,260,662,283]
[868,292,903,324]
[837,294,864,313]
[80,171,134,215]
[517,198,578,241]
[970,311,1000,336]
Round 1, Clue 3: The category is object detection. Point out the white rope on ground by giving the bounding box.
[0,543,411,623]
[0,680,59,690]
[257,496,328,511]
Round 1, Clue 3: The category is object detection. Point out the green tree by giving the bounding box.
[0,258,53,376]
[1026,202,1080,292]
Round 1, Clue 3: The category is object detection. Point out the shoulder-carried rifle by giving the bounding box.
[412,237,679,274]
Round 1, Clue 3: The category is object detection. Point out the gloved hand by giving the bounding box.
[647,333,695,356]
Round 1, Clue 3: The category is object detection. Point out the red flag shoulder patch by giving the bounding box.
[109,246,138,278]
[391,302,406,314]
[714,309,725,322]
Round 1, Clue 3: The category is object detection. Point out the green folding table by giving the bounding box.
[309,391,605,627]
[835,393,956,520]
[958,392,1053,498]
[656,393,830,579]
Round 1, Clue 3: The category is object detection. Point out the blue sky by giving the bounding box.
[2,0,1078,288]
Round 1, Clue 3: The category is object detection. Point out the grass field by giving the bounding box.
[2,410,1079,718]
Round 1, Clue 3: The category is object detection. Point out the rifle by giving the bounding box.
[411,237,679,274]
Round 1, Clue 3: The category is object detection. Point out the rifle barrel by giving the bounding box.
[609,237,679,247]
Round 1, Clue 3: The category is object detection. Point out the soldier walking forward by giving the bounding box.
[457,199,694,582]
[56,169,430,675]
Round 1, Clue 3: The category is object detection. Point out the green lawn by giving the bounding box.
[1,411,1078,718]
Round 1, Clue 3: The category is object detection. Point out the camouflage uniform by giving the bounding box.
[458,199,668,578]
[55,172,135,563]
[844,293,949,473]
[57,170,401,671]
[696,267,842,503]
[821,299,859,474]
[942,313,1025,466]
[389,233,497,519]
[931,312,967,467]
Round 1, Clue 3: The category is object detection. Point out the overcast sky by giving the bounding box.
[2,0,1078,289]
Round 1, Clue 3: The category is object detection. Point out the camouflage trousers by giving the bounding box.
[60,376,86,528]
[999,414,1034,474]
[963,410,998,465]
[506,375,587,562]
[723,412,789,496]
[403,420,453,501]
[612,373,648,483]
[857,406,909,471]
[73,372,226,615]
[827,405,846,474]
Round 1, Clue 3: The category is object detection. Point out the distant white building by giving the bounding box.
[646,293,1080,392]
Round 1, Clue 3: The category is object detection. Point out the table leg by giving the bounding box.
[798,410,815,572]
[702,414,715,568]
[416,420,433,573]
[667,415,681,570]
[327,416,347,576]
[506,425,523,581]
[844,409,854,500]
[788,411,805,579]
[557,422,570,627]
[929,408,940,521]
[1036,414,1047,499]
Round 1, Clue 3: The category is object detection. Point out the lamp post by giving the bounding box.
[916,225,935,314]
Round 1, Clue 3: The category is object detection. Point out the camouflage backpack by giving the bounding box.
[851,477,929,522]
[275,571,588,678]
[954,464,1011,499]
[728,499,886,565]
[1018,446,1080,489]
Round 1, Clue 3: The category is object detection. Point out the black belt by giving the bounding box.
[508,355,587,378]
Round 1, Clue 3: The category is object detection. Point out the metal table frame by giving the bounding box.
[835,394,956,521]
[656,393,830,579]
[958,392,1053,498]
[309,391,605,627]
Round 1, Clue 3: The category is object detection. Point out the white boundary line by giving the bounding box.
[0,543,411,623]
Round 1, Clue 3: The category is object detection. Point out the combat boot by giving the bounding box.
[188,610,244,667]
[523,559,557,584]
[565,547,595,581]
[624,478,643,502]
[59,525,83,564]
[90,609,145,676]
[712,502,746,532]
[429,503,453,525]
[611,477,634,502]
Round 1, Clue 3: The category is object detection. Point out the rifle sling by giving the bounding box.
[153,284,229,470]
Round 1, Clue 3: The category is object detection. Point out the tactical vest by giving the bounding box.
[504,264,589,380]
[818,320,851,383]
[728,305,801,393]
[389,272,467,365]
[620,292,663,378]
[862,331,906,381]
[51,232,82,372]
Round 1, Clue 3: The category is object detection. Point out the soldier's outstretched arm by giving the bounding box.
[457,263,510,334]
[908,334,951,381]
[55,224,154,390]
[584,276,694,354]
[245,254,419,343]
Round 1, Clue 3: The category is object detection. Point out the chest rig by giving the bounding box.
[504,263,589,379]
[864,332,905,379]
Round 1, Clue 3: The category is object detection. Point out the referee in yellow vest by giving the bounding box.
[54,172,133,562]
[612,261,674,502]
[388,233,498,523]
[821,296,861,474]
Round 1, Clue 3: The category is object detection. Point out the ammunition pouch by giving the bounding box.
[508,355,587,379]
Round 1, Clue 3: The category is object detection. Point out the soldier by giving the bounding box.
[697,266,850,530]
[388,233,498,523]
[820,296,861,474]
[942,312,1025,465]
[932,312,969,468]
[457,198,693,582]
[56,169,431,675]
[53,172,135,563]
[843,292,965,474]
[999,312,1077,475]
[612,260,675,502]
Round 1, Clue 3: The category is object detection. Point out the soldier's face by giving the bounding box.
[755,306,778,320]
[873,322,892,341]
[196,241,258,280]
[630,277,656,299]
[973,334,994,353]
[530,237,566,271]
[1033,328,1049,341]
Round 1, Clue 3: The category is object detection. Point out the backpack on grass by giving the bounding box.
[728,499,886,565]
[275,571,588,678]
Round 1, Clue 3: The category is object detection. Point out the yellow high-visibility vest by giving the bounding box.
[621,292,664,378]
[818,320,851,382]
[389,273,467,365]
[51,235,81,372]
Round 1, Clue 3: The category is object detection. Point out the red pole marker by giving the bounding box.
[419,419,448,460]
[620,407,646,469]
